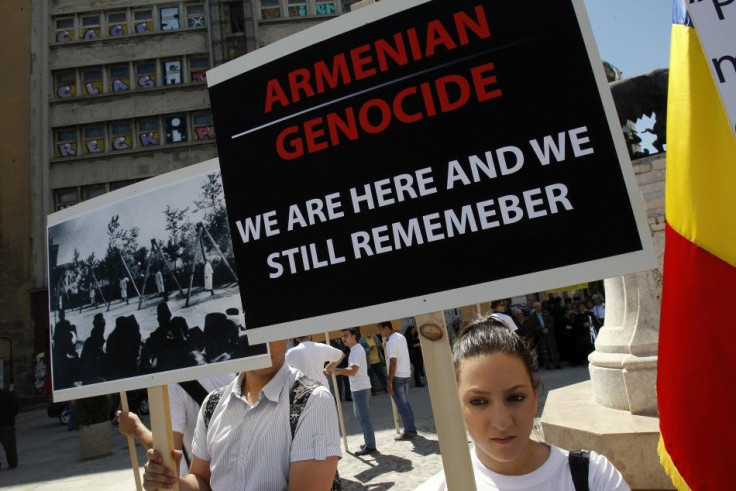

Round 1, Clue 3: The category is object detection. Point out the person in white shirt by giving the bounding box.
[591,294,606,328]
[377,321,417,440]
[330,327,377,456]
[142,340,341,490]
[419,316,630,491]
[286,335,344,388]
[117,374,235,476]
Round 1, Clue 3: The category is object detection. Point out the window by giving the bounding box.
[160,6,180,30]
[110,179,138,191]
[228,2,245,33]
[55,188,79,211]
[109,65,131,92]
[189,56,209,82]
[83,184,108,201]
[135,60,157,89]
[260,0,281,19]
[186,4,206,28]
[192,112,215,140]
[137,117,160,147]
[165,114,188,144]
[110,121,133,151]
[162,59,182,85]
[315,0,336,15]
[133,9,154,33]
[288,0,308,17]
[81,67,103,95]
[108,12,128,36]
[55,17,75,43]
[80,14,101,40]
[82,125,106,154]
[55,70,77,99]
[54,128,78,158]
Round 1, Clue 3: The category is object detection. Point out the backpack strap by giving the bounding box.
[203,386,227,430]
[176,381,210,467]
[569,449,590,491]
[289,375,321,437]
[178,381,209,407]
[288,375,342,491]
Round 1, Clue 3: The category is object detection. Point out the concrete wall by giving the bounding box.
[0,0,33,394]
[632,152,666,285]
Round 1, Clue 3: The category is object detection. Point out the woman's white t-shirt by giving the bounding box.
[418,444,630,490]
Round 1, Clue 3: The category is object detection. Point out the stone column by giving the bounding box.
[588,271,661,416]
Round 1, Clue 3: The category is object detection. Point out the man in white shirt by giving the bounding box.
[591,294,605,327]
[330,328,377,456]
[377,321,417,440]
[286,335,345,388]
[142,340,341,490]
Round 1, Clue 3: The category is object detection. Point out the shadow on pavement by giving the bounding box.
[352,452,413,483]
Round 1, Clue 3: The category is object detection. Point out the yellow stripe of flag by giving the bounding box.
[665,24,736,267]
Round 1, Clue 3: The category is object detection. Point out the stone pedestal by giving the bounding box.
[79,422,113,461]
[542,381,672,490]
[542,271,673,489]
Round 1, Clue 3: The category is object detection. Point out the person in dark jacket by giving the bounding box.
[0,387,19,469]
[80,313,107,383]
[404,325,425,387]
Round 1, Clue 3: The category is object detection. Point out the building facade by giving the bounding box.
[1,0,361,398]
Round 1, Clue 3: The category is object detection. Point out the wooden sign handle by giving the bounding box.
[120,391,143,491]
[148,385,179,491]
[415,311,477,491]
[325,332,349,453]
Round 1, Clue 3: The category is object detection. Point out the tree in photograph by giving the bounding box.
[194,173,232,260]
[162,204,194,271]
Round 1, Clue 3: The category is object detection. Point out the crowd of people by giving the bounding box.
[51,300,253,391]
[50,290,624,490]
[449,294,606,371]
[130,308,628,490]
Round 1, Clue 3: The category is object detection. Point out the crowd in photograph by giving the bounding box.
[51,300,252,391]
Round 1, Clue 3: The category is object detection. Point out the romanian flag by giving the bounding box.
[657,1,736,489]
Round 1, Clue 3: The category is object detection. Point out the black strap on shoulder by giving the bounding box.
[203,386,227,429]
[289,375,321,437]
[289,375,342,491]
[569,449,590,491]
[178,381,209,407]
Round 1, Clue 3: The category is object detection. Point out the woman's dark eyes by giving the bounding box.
[508,394,526,403]
[469,398,487,406]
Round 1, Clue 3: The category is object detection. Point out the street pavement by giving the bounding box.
[0,365,590,490]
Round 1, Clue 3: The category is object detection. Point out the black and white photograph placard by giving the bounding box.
[207,0,656,343]
[47,159,270,401]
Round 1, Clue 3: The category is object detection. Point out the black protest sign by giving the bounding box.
[207,0,655,343]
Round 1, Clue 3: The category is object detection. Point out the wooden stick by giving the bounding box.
[118,249,141,298]
[120,392,143,491]
[390,395,401,434]
[199,222,239,283]
[325,332,349,453]
[380,332,401,434]
[415,311,476,491]
[148,385,179,491]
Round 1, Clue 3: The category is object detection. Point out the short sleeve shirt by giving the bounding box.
[167,374,235,475]
[386,332,412,378]
[286,341,344,387]
[347,343,371,392]
[191,363,342,490]
[418,445,630,490]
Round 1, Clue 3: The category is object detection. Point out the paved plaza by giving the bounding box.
[0,366,589,490]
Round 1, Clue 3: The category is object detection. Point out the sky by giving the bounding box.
[583,0,673,78]
[52,172,217,265]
